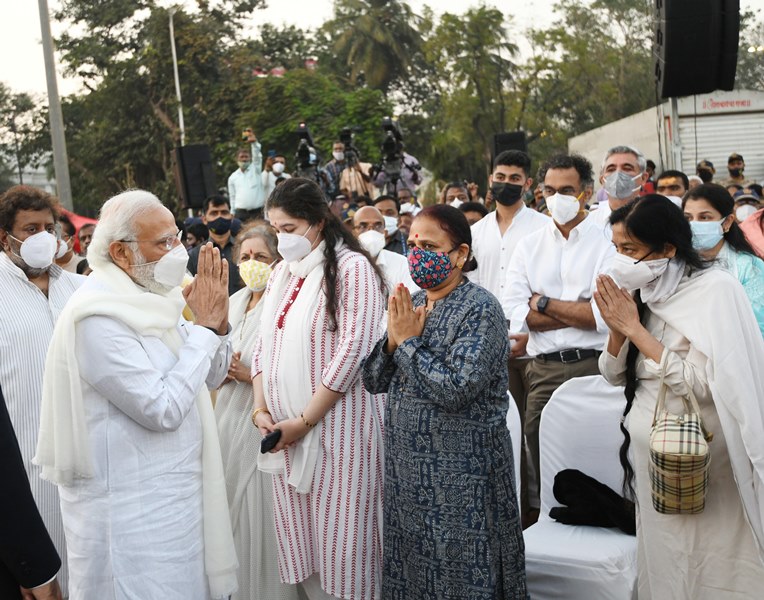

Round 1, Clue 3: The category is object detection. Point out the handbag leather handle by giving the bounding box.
[651,351,713,442]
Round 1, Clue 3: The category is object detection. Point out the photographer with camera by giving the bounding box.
[371,117,422,196]
[228,128,267,222]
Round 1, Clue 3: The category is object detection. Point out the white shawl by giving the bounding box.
[33,261,238,598]
[648,267,764,562]
[257,241,328,493]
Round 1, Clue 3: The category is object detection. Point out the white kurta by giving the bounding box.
[214,288,299,600]
[600,288,764,598]
[61,277,232,600]
[253,246,385,600]
[0,253,84,594]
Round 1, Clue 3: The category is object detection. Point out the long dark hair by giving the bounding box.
[267,178,386,331]
[416,204,478,272]
[609,195,706,496]
[683,183,757,255]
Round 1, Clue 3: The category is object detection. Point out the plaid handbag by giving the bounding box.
[648,368,713,514]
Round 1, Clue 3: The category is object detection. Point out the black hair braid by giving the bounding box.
[620,292,647,499]
[322,236,340,332]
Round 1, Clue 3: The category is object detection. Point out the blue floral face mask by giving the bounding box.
[408,246,455,289]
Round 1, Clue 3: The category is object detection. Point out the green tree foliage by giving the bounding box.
[0,83,40,185]
[322,0,423,93]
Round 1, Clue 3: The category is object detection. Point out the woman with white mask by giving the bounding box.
[250,178,386,600]
[683,183,764,337]
[595,195,764,599]
[213,224,296,600]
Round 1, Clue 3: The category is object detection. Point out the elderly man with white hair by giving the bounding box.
[34,190,238,600]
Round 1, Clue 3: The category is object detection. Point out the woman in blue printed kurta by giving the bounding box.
[363,205,526,600]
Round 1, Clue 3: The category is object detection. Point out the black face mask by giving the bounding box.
[729,168,743,178]
[491,182,524,206]
[207,216,232,235]
[698,168,714,183]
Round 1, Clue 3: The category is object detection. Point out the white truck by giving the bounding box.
[568,89,764,184]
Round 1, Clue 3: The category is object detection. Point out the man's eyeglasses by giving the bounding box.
[122,229,182,251]
[354,222,385,233]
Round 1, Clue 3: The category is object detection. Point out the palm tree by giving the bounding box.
[328,0,423,93]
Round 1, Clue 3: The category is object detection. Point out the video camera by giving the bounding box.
[339,126,362,166]
[372,117,420,194]
[295,122,315,171]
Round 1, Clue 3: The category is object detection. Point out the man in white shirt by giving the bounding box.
[591,144,649,227]
[263,152,291,202]
[36,190,237,599]
[469,150,549,518]
[0,185,86,596]
[505,154,614,508]
[352,205,417,293]
[228,128,267,222]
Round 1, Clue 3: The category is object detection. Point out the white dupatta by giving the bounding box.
[257,241,329,493]
[648,266,764,563]
[34,261,238,598]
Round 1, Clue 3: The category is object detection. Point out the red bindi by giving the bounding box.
[415,234,419,238]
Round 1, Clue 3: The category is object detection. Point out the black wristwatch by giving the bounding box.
[536,296,550,314]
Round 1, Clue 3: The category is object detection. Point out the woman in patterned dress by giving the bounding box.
[251,178,387,600]
[363,204,527,600]
[214,224,300,600]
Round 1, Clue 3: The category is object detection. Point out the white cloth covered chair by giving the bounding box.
[523,374,637,600]
[506,392,522,514]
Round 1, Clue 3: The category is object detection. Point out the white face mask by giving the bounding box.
[10,231,57,269]
[383,216,398,235]
[149,243,190,289]
[55,238,69,259]
[358,229,386,258]
[609,252,670,291]
[272,162,285,175]
[333,151,345,162]
[546,192,581,225]
[665,195,683,208]
[277,225,314,263]
[736,204,758,221]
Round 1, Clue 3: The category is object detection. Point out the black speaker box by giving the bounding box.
[175,144,217,209]
[654,0,739,99]
[493,131,528,161]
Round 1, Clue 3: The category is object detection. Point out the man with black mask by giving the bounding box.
[467,150,549,522]
[696,159,716,184]
[721,153,754,188]
[186,195,242,295]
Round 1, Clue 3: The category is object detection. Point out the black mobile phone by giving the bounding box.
[260,429,282,454]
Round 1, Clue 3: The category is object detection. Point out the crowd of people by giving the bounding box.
[1,139,764,600]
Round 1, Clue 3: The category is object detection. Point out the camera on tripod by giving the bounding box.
[295,122,315,170]
[339,126,362,166]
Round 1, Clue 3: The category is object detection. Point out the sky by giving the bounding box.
[2,0,763,97]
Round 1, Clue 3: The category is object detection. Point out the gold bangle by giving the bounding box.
[251,407,270,426]
[300,412,317,429]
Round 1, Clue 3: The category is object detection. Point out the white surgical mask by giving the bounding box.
[333,151,345,162]
[277,225,314,262]
[690,220,725,251]
[665,195,683,208]
[358,229,386,258]
[55,238,68,259]
[736,204,758,221]
[546,192,581,225]
[10,231,57,269]
[383,216,398,235]
[604,170,641,199]
[272,162,285,175]
[150,243,190,289]
[609,252,670,291]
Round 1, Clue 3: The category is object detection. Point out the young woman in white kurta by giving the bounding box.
[214,226,299,600]
[594,196,764,599]
[251,178,386,600]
